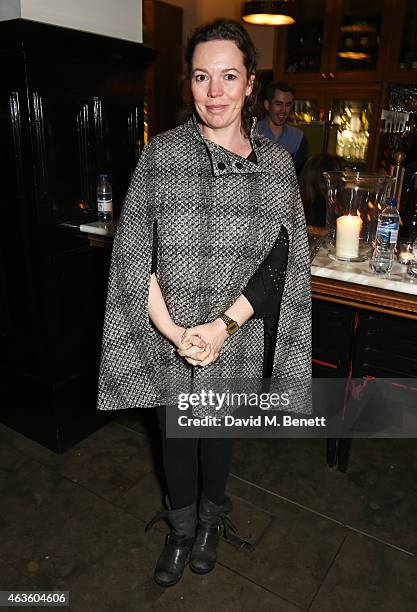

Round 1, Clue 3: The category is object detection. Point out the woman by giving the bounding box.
[97,20,311,587]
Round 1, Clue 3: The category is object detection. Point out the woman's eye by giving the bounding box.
[194,74,207,82]
[225,73,237,80]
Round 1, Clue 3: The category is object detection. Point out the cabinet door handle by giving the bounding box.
[329,72,335,79]
[321,72,328,79]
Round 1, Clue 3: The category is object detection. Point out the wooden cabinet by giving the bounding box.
[275,0,417,86]
[273,0,391,169]
[312,278,417,467]
[324,0,391,83]
[274,0,391,84]
[383,0,417,82]
[289,83,382,169]
[274,0,417,170]
[274,0,329,83]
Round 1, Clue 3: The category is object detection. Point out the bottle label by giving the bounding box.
[378,223,399,245]
[97,198,113,213]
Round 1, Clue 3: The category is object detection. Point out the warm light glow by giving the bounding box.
[340,24,376,33]
[336,214,363,259]
[338,51,370,60]
[242,13,295,25]
[399,252,413,262]
[336,123,369,162]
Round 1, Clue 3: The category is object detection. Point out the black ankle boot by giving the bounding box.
[145,500,197,587]
[190,494,232,574]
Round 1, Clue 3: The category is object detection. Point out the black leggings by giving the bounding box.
[156,405,234,509]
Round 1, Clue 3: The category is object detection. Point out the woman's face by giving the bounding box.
[191,40,254,131]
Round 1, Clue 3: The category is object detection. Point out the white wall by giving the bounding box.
[0,0,142,42]
[0,0,21,20]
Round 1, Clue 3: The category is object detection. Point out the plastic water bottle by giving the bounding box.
[97,174,113,222]
[369,197,400,274]
[410,192,417,242]
[408,238,417,278]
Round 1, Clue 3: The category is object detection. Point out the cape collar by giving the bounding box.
[186,113,266,177]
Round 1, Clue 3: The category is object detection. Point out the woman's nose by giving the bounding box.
[207,78,223,98]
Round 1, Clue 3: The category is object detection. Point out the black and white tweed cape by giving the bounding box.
[96,114,312,414]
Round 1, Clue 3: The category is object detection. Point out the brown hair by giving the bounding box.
[299,153,345,227]
[264,81,295,103]
[183,19,259,137]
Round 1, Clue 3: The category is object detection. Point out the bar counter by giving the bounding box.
[312,249,417,321]
[310,247,417,470]
[309,247,417,385]
[77,220,417,320]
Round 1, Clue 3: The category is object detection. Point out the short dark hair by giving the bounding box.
[265,81,295,102]
[184,19,259,137]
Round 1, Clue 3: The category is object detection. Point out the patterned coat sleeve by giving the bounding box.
[271,156,312,411]
[96,138,162,410]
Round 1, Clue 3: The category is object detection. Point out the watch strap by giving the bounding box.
[220,313,239,335]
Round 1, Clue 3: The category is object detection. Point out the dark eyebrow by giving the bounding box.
[192,67,241,74]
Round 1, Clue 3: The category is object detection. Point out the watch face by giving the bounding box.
[227,321,239,335]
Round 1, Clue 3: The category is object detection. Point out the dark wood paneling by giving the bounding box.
[144,0,183,135]
[0,20,156,451]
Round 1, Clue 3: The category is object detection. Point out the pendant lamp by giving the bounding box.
[241,1,296,26]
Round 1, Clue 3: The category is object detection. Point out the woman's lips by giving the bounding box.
[207,105,227,112]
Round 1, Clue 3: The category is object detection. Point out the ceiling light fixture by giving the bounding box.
[241,1,296,26]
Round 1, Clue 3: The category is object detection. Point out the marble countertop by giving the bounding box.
[79,221,118,236]
[312,248,417,297]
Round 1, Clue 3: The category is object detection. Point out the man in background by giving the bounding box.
[257,81,308,174]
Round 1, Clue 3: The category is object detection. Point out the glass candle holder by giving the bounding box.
[323,171,392,262]
[398,241,414,265]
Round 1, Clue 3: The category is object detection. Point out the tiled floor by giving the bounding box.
[1,412,417,611]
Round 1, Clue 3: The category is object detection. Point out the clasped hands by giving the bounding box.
[173,319,229,367]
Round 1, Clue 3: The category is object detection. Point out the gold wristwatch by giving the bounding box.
[219,313,239,336]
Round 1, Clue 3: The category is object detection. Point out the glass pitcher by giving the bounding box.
[323,172,392,262]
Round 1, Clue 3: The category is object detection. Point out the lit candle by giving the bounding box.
[398,252,414,264]
[397,242,414,265]
[336,214,363,259]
